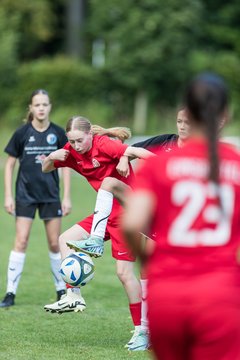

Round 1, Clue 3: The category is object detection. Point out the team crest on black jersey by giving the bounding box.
[46,133,57,145]
[92,158,100,168]
[29,136,35,142]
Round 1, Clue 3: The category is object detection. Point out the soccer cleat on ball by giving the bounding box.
[67,236,104,258]
[60,252,95,287]
[128,330,150,351]
[44,288,86,314]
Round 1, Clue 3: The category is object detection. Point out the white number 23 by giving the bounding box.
[169,181,235,247]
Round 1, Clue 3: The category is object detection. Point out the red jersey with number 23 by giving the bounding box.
[133,137,240,278]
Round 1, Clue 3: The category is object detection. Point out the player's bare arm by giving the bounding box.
[123,146,154,159]
[4,156,17,215]
[61,167,72,216]
[42,149,69,173]
[116,146,155,177]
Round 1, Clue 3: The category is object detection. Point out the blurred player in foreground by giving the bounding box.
[122,73,240,359]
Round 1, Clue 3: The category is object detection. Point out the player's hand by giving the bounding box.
[61,198,72,216]
[50,149,70,162]
[4,196,15,216]
[116,156,130,178]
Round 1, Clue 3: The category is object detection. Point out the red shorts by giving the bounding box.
[147,271,240,360]
[77,210,135,262]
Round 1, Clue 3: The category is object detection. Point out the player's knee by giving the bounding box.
[116,267,132,284]
[59,233,67,247]
[14,236,28,252]
[101,177,120,194]
[116,270,126,284]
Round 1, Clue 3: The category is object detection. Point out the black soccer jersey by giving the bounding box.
[5,122,68,203]
[132,134,178,152]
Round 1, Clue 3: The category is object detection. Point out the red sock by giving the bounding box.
[129,302,141,326]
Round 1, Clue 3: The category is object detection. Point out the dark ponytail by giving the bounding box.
[184,73,228,184]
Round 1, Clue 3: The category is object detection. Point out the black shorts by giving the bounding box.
[15,202,62,220]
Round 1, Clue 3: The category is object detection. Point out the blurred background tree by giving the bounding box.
[0,0,240,134]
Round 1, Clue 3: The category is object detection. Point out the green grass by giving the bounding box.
[0,164,150,360]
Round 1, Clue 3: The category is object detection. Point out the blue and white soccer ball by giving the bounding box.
[60,252,95,287]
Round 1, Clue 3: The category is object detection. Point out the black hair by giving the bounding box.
[184,73,228,184]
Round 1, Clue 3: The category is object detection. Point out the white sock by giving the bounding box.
[70,287,81,295]
[91,189,113,238]
[49,251,66,291]
[6,251,26,294]
[140,279,148,332]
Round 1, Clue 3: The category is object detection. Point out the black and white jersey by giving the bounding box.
[133,134,178,152]
[5,122,67,203]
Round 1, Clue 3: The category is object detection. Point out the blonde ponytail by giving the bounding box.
[91,125,131,142]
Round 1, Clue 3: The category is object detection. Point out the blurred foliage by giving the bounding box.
[0,0,240,133]
[0,7,19,113]
[88,0,203,104]
[1,0,60,57]
[3,56,131,128]
[16,57,99,108]
[87,0,240,114]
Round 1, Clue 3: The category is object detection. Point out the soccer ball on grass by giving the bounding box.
[60,252,95,287]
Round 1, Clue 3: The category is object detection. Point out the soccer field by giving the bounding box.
[0,169,150,360]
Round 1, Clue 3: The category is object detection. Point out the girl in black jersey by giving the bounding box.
[132,108,190,152]
[0,89,71,308]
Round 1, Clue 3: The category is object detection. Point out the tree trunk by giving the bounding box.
[66,0,85,58]
[133,90,148,134]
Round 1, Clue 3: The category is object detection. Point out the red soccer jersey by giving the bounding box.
[54,135,134,191]
[133,137,240,277]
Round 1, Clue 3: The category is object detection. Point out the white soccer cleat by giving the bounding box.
[44,289,86,314]
[124,327,141,348]
[128,330,150,351]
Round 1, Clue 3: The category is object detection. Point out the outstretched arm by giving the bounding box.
[117,146,154,177]
[123,146,154,160]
